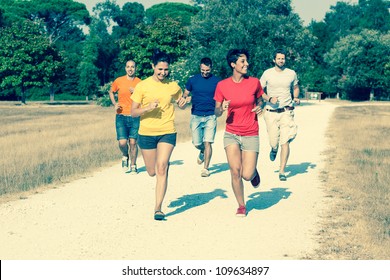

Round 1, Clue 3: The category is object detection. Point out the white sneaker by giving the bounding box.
[121,156,129,172]
[201,168,210,177]
[129,165,138,175]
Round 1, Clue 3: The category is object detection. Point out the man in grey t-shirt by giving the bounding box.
[260,48,300,181]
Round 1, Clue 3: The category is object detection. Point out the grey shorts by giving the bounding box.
[223,132,259,153]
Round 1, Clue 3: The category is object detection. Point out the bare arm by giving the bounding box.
[215,100,230,117]
[261,93,278,104]
[109,90,121,111]
[293,85,300,105]
[131,100,159,117]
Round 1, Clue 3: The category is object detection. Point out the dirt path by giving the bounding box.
[0,101,335,260]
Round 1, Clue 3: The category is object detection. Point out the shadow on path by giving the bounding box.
[246,188,291,214]
[208,162,230,175]
[166,188,228,217]
[284,162,316,178]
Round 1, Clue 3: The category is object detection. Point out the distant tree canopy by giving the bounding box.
[187,0,314,80]
[145,2,201,25]
[307,0,390,99]
[0,0,389,102]
[0,20,62,103]
[325,29,390,100]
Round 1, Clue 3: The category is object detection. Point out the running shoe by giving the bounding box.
[270,148,278,161]
[250,169,261,188]
[236,205,247,217]
[197,150,204,164]
[279,173,287,181]
[201,168,210,177]
[129,165,138,175]
[121,156,129,172]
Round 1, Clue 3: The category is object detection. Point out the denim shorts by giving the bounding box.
[190,114,217,146]
[223,131,259,153]
[115,114,140,140]
[138,133,177,149]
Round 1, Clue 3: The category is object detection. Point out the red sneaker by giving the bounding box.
[236,205,246,217]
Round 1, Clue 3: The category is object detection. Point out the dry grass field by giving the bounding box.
[0,103,223,201]
[313,104,390,259]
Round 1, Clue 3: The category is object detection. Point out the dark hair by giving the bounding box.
[152,49,171,65]
[226,49,249,69]
[273,48,287,59]
[200,57,213,67]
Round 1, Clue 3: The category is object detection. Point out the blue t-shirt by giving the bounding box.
[185,73,221,116]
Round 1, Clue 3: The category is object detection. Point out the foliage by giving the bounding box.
[325,29,390,100]
[119,17,190,79]
[78,18,103,98]
[0,20,62,103]
[307,0,390,98]
[145,2,201,26]
[96,82,113,107]
[112,2,145,37]
[169,58,192,89]
[187,0,315,83]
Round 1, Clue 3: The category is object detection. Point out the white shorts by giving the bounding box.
[264,109,297,149]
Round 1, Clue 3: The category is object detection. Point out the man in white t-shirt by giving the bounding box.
[260,48,300,181]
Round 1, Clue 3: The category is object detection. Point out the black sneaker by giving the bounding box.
[250,169,261,188]
[270,148,278,161]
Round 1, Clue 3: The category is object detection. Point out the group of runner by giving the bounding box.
[109,48,300,220]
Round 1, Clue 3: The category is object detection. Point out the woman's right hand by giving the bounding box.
[148,99,159,111]
[222,100,231,111]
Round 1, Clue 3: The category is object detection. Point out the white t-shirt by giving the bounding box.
[260,67,298,109]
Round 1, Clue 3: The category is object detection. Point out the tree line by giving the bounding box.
[0,0,389,103]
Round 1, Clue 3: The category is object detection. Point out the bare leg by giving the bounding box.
[280,142,290,174]
[140,149,156,177]
[154,142,175,212]
[128,138,138,166]
[118,139,128,157]
[241,151,258,181]
[225,144,245,206]
[203,142,212,170]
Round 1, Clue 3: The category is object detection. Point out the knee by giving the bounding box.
[146,169,156,177]
[156,162,169,176]
[242,171,252,181]
[129,142,137,149]
[118,140,127,148]
[230,168,242,181]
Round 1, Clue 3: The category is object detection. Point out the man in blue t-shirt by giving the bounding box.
[183,57,221,177]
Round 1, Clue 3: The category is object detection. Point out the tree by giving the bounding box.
[358,0,390,32]
[25,0,90,44]
[325,29,390,100]
[187,0,314,82]
[306,0,390,97]
[145,2,201,26]
[112,2,145,37]
[0,20,62,103]
[119,17,190,78]
[78,19,101,99]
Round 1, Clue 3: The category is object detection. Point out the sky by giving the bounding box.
[77,0,359,25]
